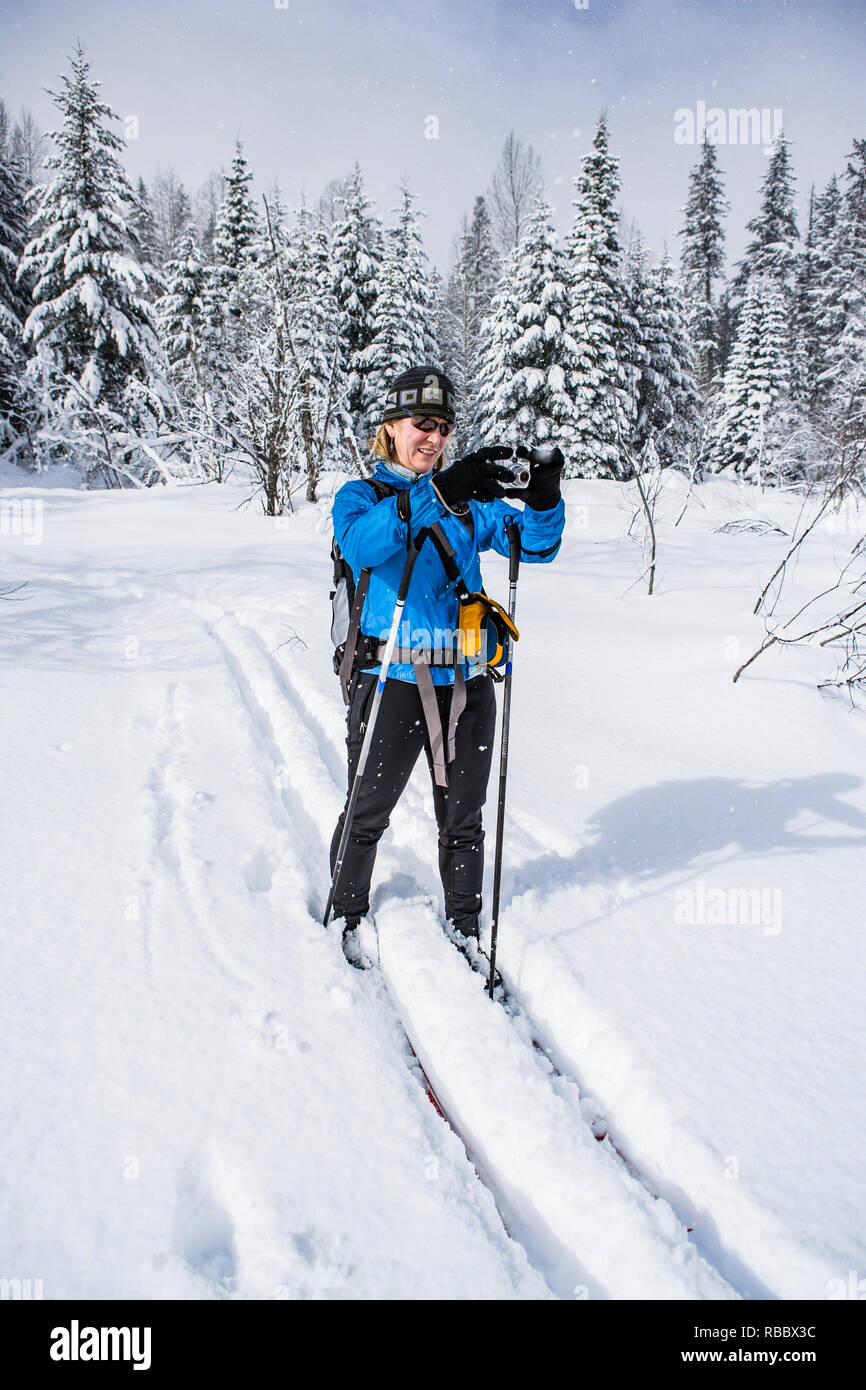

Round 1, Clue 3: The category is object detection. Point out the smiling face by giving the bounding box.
[385,416,453,473]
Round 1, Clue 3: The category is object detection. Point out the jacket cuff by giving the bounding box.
[522,495,565,531]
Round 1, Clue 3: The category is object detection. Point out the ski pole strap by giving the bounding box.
[516,539,560,559]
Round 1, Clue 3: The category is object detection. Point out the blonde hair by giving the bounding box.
[368,421,455,471]
[369,423,402,466]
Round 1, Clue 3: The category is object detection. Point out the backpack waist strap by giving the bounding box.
[362,640,466,787]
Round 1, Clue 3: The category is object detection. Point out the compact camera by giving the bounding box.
[497,451,532,489]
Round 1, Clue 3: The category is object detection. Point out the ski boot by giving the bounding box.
[446,919,503,995]
[340,916,375,971]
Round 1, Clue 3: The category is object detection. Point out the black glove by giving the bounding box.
[507,444,565,511]
[433,446,514,507]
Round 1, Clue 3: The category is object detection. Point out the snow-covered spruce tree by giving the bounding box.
[816,142,866,457]
[474,247,523,447]
[330,163,381,447]
[678,136,728,393]
[474,194,580,451]
[18,43,170,482]
[625,241,699,469]
[437,227,470,428]
[436,240,464,406]
[732,132,799,309]
[428,261,450,384]
[440,195,500,448]
[360,182,439,440]
[0,138,33,453]
[800,176,843,415]
[156,226,211,393]
[707,273,806,482]
[618,227,650,452]
[209,138,260,363]
[714,285,737,385]
[283,199,350,500]
[129,177,161,293]
[200,138,264,442]
[564,114,633,478]
[213,140,259,291]
[791,185,819,407]
[708,133,808,483]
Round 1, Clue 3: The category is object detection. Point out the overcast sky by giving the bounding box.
[2,0,864,273]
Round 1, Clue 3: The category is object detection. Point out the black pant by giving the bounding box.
[329,669,497,930]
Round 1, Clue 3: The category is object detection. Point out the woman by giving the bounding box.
[329,364,565,970]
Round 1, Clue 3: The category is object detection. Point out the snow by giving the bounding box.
[376,897,735,1301]
[1,465,864,1300]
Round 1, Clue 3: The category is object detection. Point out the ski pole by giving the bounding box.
[487,521,521,998]
[323,526,430,928]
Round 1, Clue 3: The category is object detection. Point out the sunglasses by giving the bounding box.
[408,415,455,438]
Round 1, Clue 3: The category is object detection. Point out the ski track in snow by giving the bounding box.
[166,585,742,1300]
[167,590,562,1295]
[226,595,843,1300]
[235,601,838,1299]
[143,677,261,991]
[177,600,523,1242]
[121,587,545,1299]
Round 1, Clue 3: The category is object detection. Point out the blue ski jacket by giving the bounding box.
[332,460,566,685]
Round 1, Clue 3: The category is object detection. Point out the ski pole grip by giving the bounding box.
[507,522,521,582]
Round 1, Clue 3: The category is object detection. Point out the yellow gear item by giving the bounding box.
[458,592,519,669]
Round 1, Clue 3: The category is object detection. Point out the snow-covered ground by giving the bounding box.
[1,461,864,1300]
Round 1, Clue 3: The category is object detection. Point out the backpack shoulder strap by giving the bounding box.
[365,473,473,534]
[364,477,395,502]
[364,475,415,526]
